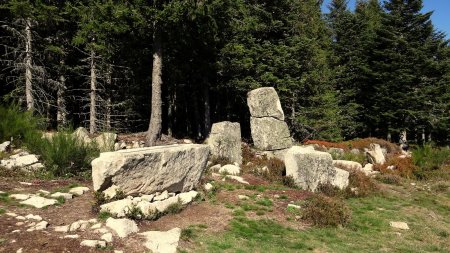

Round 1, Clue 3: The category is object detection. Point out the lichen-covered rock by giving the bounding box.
[140,228,181,253]
[247,87,285,120]
[207,121,242,165]
[218,164,241,175]
[92,144,210,195]
[332,160,363,171]
[284,146,349,192]
[105,217,138,238]
[250,117,292,150]
[365,143,386,165]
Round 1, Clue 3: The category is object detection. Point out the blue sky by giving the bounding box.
[321,0,450,38]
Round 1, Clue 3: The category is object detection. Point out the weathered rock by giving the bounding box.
[141,194,154,202]
[225,175,249,185]
[54,225,69,232]
[92,144,210,195]
[69,220,91,232]
[101,233,113,243]
[50,192,73,200]
[177,191,198,205]
[366,143,386,165]
[0,141,11,153]
[151,196,179,213]
[204,183,213,191]
[154,190,169,201]
[94,133,117,152]
[238,195,249,200]
[284,146,349,192]
[103,185,120,199]
[10,194,30,200]
[390,221,409,230]
[247,87,285,120]
[106,217,139,238]
[63,235,80,239]
[219,164,240,175]
[332,160,363,171]
[140,228,181,253]
[287,204,301,209]
[209,164,221,171]
[73,127,91,144]
[20,196,58,208]
[26,221,48,232]
[25,214,42,221]
[1,154,40,170]
[80,240,106,248]
[69,186,90,196]
[100,199,133,218]
[207,121,242,165]
[250,117,292,150]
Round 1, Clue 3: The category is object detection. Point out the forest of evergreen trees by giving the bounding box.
[0,0,449,145]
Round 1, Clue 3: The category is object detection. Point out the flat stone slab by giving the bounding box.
[140,228,181,253]
[92,144,210,195]
[69,187,90,196]
[106,218,139,238]
[20,196,58,208]
[390,221,409,230]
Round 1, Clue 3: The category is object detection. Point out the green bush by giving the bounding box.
[27,131,99,177]
[0,105,42,146]
[301,194,351,227]
[413,145,450,173]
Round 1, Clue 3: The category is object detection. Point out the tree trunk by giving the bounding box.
[57,72,67,130]
[89,49,97,134]
[146,28,163,146]
[25,18,34,111]
[106,65,112,131]
[168,89,176,137]
[203,85,211,137]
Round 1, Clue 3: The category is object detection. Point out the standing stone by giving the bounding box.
[247,87,292,151]
[92,144,210,195]
[365,143,386,165]
[284,146,349,192]
[207,121,242,165]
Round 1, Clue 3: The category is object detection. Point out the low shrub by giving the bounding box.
[166,199,184,214]
[316,183,343,198]
[337,152,366,164]
[412,145,450,173]
[0,105,42,146]
[346,138,400,154]
[345,170,378,197]
[375,174,402,185]
[301,194,351,227]
[374,156,417,179]
[303,140,348,151]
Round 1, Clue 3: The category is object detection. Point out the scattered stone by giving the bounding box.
[225,175,249,185]
[140,228,181,253]
[390,221,409,230]
[219,164,240,175]
[114,251,124,253]
[27,221,48,231]
[50,192,73,200]
[20,196,58,208]
[12,230,20,233]
[92,144,210,195]
[69,186,90,196]
[154,190,169,201]
[100,199,133,218]
[103,185,120,199]
[10,194,30,200]
[95,228,110,234]
[6,212,17,217]
[284,146,349,192]
[238,195,249,200]
[25,214,42,221]
[54,225,69,233]
[207,121,242,165]
[387,165,396,170]
[69,220,90,232]
[91,223,102,230]
[178,191,198,205]
[106,217,139,238]
[15,216,26,220]
[141,194,155,202]
[63,234,80,239]
[80,240,106,248]
[19,182,32,186]
[332,160,363,171]
[0,190,4,194]
[94,132,117,152]
[16,222,24,226]
[151,196,179,213]
[366,143,386,165]
[209,164,221,171]
[16,248,23,253]
[38,190,50,195]
[287,204,301,209]
[101,233,113,243]
[204,183,213,191]
[0,141,11,152]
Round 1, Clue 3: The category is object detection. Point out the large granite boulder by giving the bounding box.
[207,121,242,165]
[247,87,285,120]
[250,117,292,150]
[365,143,386,165]
[284,146,349,192]
[91,144,210,195]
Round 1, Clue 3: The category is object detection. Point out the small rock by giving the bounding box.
[15,222,24,226]
[69,220,90,232]
[54,225,69,233]
[50,192,73,200]
[204,183,213,192]
[80,240,106,248]
[27,221,48,231]
[274,194,280,198]
[390,221,409,230]
[140,228,181,253]
[90,223,102,229]
[10,194,30,200]
[410,183,416,186]
[238,195,249,200]
[106,217,139,238]
[63,234,80,239]
[219,164,241,175]
[154,190,169,201]
[114,251,124,253]
[178,191,198,205]
[103,185,120,199]
[69,186,89,196]
[16,248,23,253]
[0,141,11,152]
[141,194,154,202]
[38,190,50,195]
[19,182,32,186]
[287,204,301,209]
[25,214,42,221]
[6,212,17,217]
[20,196,58,208]
[101,233,113,242]
[100,199,133,218]
[15,216,26,220]
[209,164,222,171]
[225,175,249,185]
[12,230,20,233]
[95,228,110,234]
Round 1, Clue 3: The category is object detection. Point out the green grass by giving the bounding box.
[98,211,112,221]
[0,192,11,204]
[51,183,80,193]
[0,208,5,215]
[255,198,273,207]
[188,183,450,253]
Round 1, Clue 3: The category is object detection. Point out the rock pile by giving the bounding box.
[0,151,43,171]
[247,87,292,151]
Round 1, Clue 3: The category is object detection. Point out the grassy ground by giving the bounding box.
[183,179,450,253]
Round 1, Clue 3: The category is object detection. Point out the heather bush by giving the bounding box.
[302,194,351,227]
